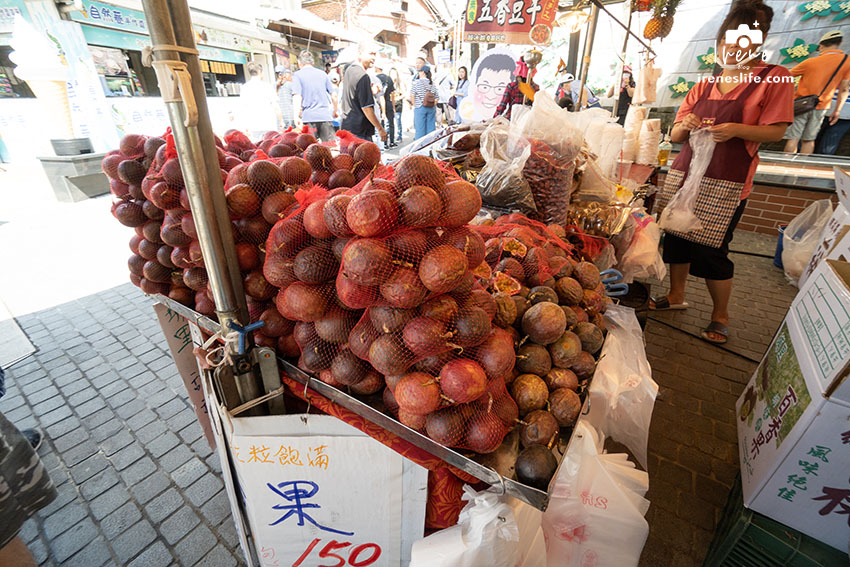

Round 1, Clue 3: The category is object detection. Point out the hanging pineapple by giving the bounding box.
[643,0,684,40]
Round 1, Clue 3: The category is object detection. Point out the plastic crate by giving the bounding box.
[703,475,848,567]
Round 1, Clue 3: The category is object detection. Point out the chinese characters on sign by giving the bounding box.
[750,386,798,460]
[73,0,148,33]
[464,0,558,44]
[231,444,329,469]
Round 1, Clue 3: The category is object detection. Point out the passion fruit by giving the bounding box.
[549,388,582,427]
[419,245,468,293]
[511,374,549,416]
[516,344,552,377]
[521,302,567,345]
[520,410,560,448]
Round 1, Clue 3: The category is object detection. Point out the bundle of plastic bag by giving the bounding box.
[621,105,647,162]
[542,422,650,567]
[585,304,658,468]
[635,118,661,166]
[782,199,834,286]
[574,157,616,203]
[409,485,546,567]
[617,209,667,283]
[657,128,716,233]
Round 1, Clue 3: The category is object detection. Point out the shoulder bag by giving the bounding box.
[423,88,436,107]
[794,54,848,116]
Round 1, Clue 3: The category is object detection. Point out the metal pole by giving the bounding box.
[577,3,599,111]
[165,0,249,328]
[141,0,262,406]
[611,3,634,119]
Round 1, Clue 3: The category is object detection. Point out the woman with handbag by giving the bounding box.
[651,0,793,345]
[449,66,469,123]
[410,66,439,140]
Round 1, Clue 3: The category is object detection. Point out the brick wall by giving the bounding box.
[739,184,838,235]
[656,173,838,235]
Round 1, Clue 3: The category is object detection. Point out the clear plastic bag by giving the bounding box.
[585,304,658,468]
[782,199,834,286]
[617,210,667,284]
[657,128,716,233]
[476,116,537,214]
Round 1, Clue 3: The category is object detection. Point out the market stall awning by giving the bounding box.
[261,8,366,46]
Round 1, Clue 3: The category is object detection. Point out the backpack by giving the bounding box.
[423,88,436,107]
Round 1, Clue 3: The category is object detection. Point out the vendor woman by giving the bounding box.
[651,0,793,345]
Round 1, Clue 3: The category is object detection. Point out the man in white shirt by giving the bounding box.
[240,62,282,140]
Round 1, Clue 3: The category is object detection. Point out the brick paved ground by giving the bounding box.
[0,230,797,566]
[638,232,797,566]
[0,285,243,567]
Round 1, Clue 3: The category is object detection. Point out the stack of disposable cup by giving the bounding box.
[9,15,74,139]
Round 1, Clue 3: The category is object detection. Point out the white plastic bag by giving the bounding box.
[542,422,650,567]
[575,158,617,203]
[585,304,658,468]
[618,210,667,283]
[657,128,716,233]
[597,123,625,179]
[632,61,661,105]
[410,486,521,567]
[782,199,834,286]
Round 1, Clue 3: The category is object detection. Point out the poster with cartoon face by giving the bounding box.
[458,46,517,123]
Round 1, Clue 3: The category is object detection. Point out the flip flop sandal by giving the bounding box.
[649,296,689,311]
[701,322,729,345]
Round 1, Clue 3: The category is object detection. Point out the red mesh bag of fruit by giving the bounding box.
[261,149,525,455]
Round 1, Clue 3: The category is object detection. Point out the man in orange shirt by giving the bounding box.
[784,30,850,154]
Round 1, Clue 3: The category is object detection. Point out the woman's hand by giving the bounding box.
[708,123,740,143]
[680,113,701,131]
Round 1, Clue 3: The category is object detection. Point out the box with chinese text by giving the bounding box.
[799,167,850,288]
[736,259,850,551]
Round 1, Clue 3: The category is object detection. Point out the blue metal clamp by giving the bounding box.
[227,320,265,355]
[599,268,629,297]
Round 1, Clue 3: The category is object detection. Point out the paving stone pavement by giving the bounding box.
[0,284,244,567]
[0,229,799,566]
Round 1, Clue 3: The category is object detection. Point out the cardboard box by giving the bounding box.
[736,259,850,552]
[798,167,850,288]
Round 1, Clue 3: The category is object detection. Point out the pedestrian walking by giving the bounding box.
[340,44,388,142]
[292,50,337,142]
[651,0,793,345]
[410,66,439,140]
[240,62,282,140]
[784,30,850,154]
[375,62,396,147]
[276,66,296,129]
[389,67,405,144]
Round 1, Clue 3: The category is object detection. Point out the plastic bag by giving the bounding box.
[657,128,716,233]
[542,421,650,567]
[617,210,667,283]
[476,116,537,214]
[585,304,658,468]
[782,199,834,286]
[514,94,583,163]
[574,158,616,203]
[409,486,521,567]
[632,61,661,105]
[597,123,625,179]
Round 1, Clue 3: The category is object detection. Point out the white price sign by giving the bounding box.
[225,414,425,567]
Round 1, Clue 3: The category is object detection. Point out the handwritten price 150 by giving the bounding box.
[292,538,382,567]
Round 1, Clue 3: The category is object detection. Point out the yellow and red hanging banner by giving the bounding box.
[464,0,559,45]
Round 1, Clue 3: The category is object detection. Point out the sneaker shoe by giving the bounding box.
[22,428,43,451]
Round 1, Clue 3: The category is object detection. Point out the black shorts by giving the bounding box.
[662,199,747,281]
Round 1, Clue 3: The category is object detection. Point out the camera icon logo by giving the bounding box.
[725,23,763,50]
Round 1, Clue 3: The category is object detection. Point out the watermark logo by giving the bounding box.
[717,22,767,69]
